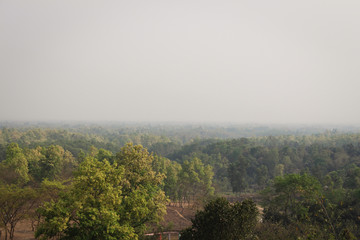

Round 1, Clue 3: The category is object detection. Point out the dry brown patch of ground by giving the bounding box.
[158,205,196,231]
[0,220,35,240]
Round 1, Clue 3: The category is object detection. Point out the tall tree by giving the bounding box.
[178,157,214,205]
[0,184,36,240]
[36,144,167,240]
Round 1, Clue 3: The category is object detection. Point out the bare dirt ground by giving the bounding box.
[0,220,35,240]
[157,204,196,231]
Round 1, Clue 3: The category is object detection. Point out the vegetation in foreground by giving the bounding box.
[1,124,360,239]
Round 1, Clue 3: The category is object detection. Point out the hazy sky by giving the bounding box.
[1,0,360,124]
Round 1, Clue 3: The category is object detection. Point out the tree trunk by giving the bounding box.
[4,224,8,240]
[9,223,15,240]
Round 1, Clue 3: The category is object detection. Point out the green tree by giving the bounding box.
[24,146,44,182]
[36,144,167,240]
[178,157,214,205]
[30,179,66,232]
[39,145,75,181]
[96,148,114,163]
[263,173,321,224]
[114,143,167,232]
[228,156,248,193]
[180,197,258,240]
[344,167,360,189]
[0,143,29,184]
[151,155,182,203]
[0,184,37,240]
[164,161,181,203]
[262,173,340,239]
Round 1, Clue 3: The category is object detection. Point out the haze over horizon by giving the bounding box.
[1,1,360,125]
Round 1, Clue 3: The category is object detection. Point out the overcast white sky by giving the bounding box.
[1,0,360,124]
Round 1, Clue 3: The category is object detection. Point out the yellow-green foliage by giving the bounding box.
[35,144,167,240]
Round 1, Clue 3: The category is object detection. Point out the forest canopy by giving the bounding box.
[1,123,360,239]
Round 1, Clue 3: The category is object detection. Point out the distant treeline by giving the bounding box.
[1,122,359,155]
[2,125,360,193]
[167,133,360,191]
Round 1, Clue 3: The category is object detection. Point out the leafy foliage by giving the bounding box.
[0,184,37,240]
[180,197,258,240]
[262,173,321,224]
[1,124,360,238]
[35,144,167,240]
[0,143,29,184]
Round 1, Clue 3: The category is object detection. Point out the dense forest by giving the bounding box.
[1,123,360,239]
